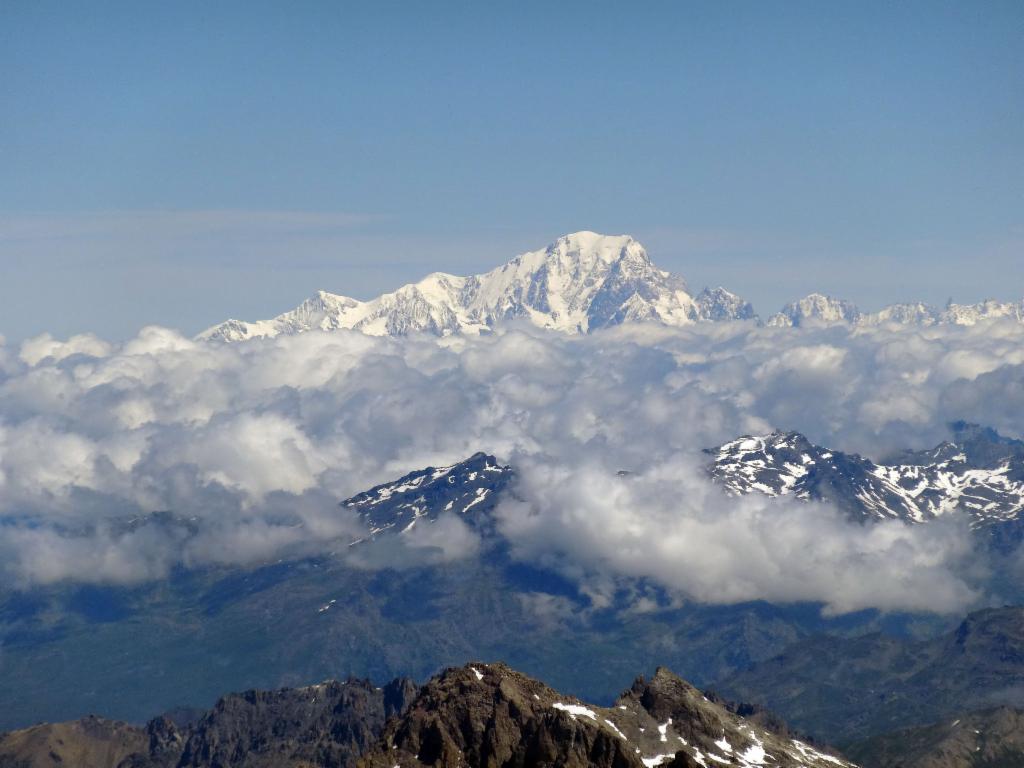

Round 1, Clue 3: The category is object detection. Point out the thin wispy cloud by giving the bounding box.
[0,209,378,250]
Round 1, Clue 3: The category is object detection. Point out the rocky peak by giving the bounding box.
[343,452,514,539]
[767,293,861,327]
[361,663,855,768]
[198,232,755,341]
[695,287,757,321]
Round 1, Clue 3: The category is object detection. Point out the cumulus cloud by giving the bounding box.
[0,319,1021,612]
[496,457,981,615]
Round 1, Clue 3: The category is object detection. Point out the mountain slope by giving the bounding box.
[716,607,1024,743]
[706,423,1024,527]
[844,707,1024,768]
[0,716,148,768]
[343,452,513,539]
[198,232,754,341]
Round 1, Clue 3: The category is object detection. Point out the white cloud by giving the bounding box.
[0,319,1020,611]
[496,457,980,615]
[19,332,112,366]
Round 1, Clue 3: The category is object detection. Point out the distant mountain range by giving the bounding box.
[4,428,1024,755]
[766,293,1024,328]
[197,232,1023,341]
[0,662,853,768]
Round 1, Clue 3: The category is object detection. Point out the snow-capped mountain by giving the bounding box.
[767,293,1024,328]
[198,232,755,341]
[345,422,1024,548]
[706,423,1024,526]
[343,452,513,539]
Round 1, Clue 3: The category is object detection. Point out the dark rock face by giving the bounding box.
[0,677,415,768]
[844,706,1024,768]
[0,664,853,768]
[359,663,853,768]
[173,677,415,768]
[360,664,640,768]
[717,606,1024,743]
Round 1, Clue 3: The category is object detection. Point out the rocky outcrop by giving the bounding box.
[359,663,853,768]
[0,677,415,768]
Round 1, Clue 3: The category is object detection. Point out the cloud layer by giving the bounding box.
[1,319,1022,612]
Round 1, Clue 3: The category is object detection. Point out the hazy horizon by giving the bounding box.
[2,1,1022,340]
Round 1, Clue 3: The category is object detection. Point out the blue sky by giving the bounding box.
[1,0,1021,340]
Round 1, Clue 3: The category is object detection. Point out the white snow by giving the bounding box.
[603,718,628,741]
[791,740,846,765]
[738,743,768,765]
[552,702,598,720]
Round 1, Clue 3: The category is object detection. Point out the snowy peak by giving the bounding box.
[865,301,940,326]
[940,298,1024,326]
[538,230,648,267]
[707,424,1024,526]
[697,286,757,321]
[343,452,513,538]
[767,294,861,327]
[198,232,755,341]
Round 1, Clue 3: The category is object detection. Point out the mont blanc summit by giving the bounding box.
[198,232,1023,342]
[198,232,755,341]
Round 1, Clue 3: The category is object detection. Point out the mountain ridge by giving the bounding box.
[706,422,1024,527]
[0,663,854,768]
[767,292,1024,328]
[199,232,755,341]
[198,233,1024,341]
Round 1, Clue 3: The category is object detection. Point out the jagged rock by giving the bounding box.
[359,663,853,768]
[1,664,853,768]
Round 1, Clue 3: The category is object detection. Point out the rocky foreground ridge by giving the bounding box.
[0,663,851,768]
